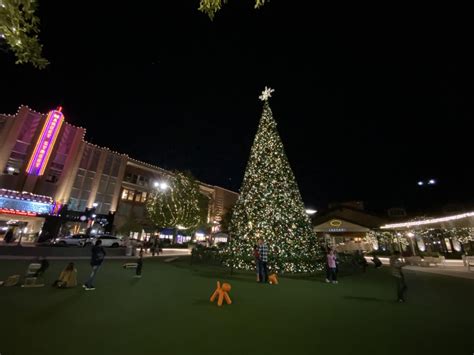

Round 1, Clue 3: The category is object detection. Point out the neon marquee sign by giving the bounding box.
[26,107,65,176]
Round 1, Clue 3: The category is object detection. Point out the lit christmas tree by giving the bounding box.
[226,87,322,273]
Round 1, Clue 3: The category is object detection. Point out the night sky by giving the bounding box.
[1,2,473,214]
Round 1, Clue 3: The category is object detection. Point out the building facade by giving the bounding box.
[0,106,238,242]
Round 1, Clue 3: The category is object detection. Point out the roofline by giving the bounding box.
[9,106,238,196]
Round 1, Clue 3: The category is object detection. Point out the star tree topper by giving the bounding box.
[259,86,275,101]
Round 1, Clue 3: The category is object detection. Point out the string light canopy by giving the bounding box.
[381,211,474,229]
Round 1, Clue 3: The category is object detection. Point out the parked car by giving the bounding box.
[85,235,123,248]
[53,234,88,247]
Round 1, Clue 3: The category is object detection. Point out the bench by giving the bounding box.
[404,256,430,267]
[423,256,445,266]
[463,256,474,268]
[122,263,138,269]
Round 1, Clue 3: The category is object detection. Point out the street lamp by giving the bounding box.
[407,232,416,256]
[396,232,403,253]
[159,182,169,191]
[305,209,317,215]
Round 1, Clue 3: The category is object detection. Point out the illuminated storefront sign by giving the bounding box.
[0,189,54,215]
[0,208,38,217]
[26,107,65,176]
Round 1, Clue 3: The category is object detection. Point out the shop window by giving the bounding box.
[141,191,147,203]
[127,190,135,201]
[4,166,19,175]
[135,192,142,202]
[121,189,129,200]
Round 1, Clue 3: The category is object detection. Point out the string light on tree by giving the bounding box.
[224,87,323,273]
[146,171,203,238]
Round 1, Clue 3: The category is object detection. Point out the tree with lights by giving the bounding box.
[0,0,48,68]
[146,171,203,241]
[198,0,267,20]
[225,87,322,273]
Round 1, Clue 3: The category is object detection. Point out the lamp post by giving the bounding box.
[154,180,176,242]
[396,232,403,253]
[407,232,416,256]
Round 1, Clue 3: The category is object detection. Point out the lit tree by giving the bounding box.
[198,0,267,20]
[0,0,48,68]
[225,87,322,273]
[146,171,203,240]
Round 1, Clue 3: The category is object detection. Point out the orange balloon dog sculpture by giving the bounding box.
[268,273,279,285]
[210,281,232,307]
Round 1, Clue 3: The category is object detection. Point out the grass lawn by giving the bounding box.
[0,257,473,355]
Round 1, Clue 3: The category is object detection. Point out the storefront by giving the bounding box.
[0,188,55,242]
[312,206,387,253]
[379,211,474,255]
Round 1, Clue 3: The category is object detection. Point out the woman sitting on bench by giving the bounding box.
[53,262,77,288]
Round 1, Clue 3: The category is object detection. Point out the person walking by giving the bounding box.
[34,257,50,277]
[3,228,14,243]
[83,240,106,291]
[372,254,382,268]
[326,249,338,284]
[257,238,268,283]
[390,250,407,302]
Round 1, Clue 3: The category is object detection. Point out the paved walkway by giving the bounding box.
[370,257,474,280]
[0,248,191,260]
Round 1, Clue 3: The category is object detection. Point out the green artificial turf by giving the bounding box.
[0,258,473,355]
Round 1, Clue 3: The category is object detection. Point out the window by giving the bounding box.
[141,192,147,203]
[135,192,142,202]
[46,174,58,183]
[127,190,135,201]
[121,189,129,200]
[4,166,19,175]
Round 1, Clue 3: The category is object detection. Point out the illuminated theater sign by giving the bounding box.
[26,107,65,176]
[0,189,54,216]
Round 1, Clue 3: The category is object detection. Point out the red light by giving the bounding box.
[0,208,37,217]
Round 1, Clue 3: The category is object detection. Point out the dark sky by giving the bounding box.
[1,2,473,214]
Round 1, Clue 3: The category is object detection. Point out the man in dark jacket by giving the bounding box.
[83,240,106,291]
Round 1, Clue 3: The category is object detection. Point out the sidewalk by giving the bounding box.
[0,248,191,260]
[368,256,474,280]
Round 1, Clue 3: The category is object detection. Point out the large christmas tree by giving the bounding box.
[226,88,322,273]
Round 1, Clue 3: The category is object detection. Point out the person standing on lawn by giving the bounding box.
[390,250,407,302]
[253,244,260,282]
[257,238,268,283]
[326,249,338,284]
[135,248,144,278]
[83,240,106,291]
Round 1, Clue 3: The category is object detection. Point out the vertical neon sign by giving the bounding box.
[26,107,65,176]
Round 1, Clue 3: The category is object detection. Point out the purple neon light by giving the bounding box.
[26,110,64,176]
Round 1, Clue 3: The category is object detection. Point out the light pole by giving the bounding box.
[154,180,175,242]
[407,232,416,256]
